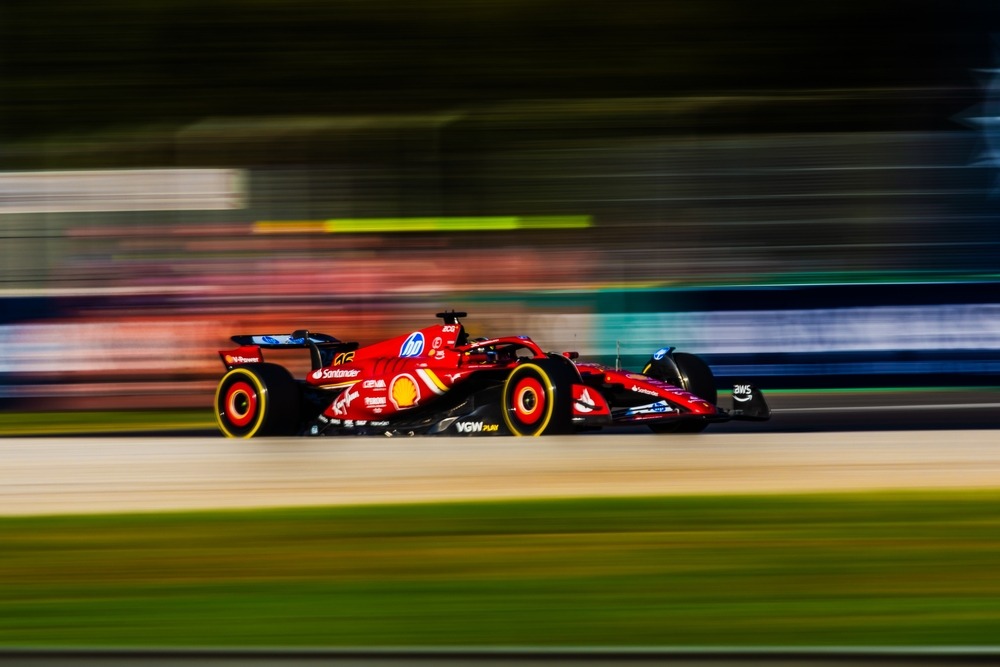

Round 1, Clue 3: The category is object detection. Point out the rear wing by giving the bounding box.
[231,331,345,348]
[220,330,359,371]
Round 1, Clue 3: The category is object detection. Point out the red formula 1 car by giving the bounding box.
[214,311,769,437]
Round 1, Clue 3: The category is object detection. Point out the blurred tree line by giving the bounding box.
[1,0,996,145]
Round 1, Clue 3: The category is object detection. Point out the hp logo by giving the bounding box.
[399,332,425,357]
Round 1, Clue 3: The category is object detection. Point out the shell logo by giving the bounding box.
[390,374,420,409]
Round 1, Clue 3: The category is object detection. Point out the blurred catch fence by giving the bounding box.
[2,112,1000,409]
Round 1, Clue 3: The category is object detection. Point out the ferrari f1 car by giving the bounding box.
[214,311,769,437]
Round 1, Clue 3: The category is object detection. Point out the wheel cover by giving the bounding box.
[513,377,545,425]
[502,364,556,436]
[225,381,257,427]
[215,368,268,438]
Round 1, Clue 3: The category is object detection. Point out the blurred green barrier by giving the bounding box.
[3,492,1000,647]
[253,216,591,234]
[0,410,213,436]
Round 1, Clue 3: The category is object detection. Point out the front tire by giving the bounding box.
[644,351,716,434]
[215,363,300,437]
[501,357,577,436]
[643,351,717,405]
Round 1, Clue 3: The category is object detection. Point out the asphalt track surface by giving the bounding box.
[2,391,999,517]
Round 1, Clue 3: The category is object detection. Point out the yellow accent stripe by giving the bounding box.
[253,216,592,234]
[317,380,359,390]
[416,368,447,395]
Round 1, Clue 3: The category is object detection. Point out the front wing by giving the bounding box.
[609,382,770,428]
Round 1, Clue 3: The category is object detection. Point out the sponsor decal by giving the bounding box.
[333,351,355,365]
[456,421,500,433]
[364,396,387,407]
[312,367,361,381]
[224,354,261,364]
[399,331,425,357]
[573,385,611,416]
[653,347,670,360]
[441,325,458,333]
[432,336,443,349]
[262,336,280,345]
[733,384,753,402]
[445,372,465,382]
[370,421,390,427]
[331,388,360,416]
[631,384,660,397]
[390,374,420,409]
[363,379,387,389]
[626,400,674,416]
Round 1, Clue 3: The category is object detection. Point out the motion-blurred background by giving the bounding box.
[3,0,1000,414]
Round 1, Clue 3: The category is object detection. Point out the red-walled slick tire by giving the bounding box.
[501,358,576,436]
[215,363,300,438]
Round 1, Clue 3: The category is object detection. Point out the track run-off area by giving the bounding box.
[3,429,1000,516]
[3,390,999,515]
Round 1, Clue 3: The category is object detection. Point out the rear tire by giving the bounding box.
[215,363,300,437]
[501,357,577,436]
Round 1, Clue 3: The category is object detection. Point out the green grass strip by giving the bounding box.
[3,491,1000,647]
[0,410,213,436]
